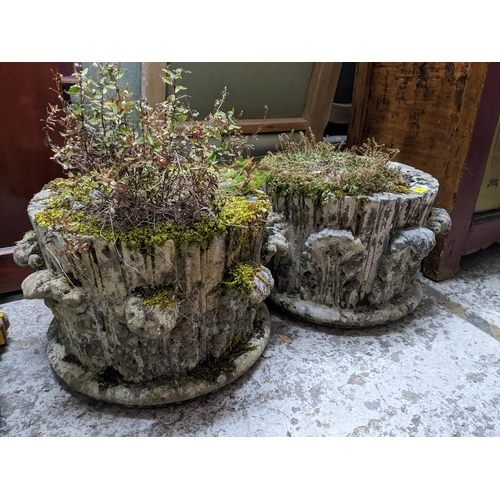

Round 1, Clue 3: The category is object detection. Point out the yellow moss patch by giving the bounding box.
[219,196,270,227]
[32,178,270,256]
[211,260,267,296]
[34,208,66,228]
[142,289,187,310]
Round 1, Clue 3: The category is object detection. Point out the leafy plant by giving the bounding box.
[44,62,255,232]
[257,132,410,201]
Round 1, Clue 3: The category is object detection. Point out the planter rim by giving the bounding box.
[268,161,439,203]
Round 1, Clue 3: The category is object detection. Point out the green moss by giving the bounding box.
[225,261,259,295]
[357,196,370,211]
[219,196,270,226]
[34,208,66,228]
[118,219,227,256]
[393,185,412,194]
[142,289,187,310]
[31,254,46,270]
[32,178,270,257]
[258,136,409,200]
[211,260,267,296]
[219,196,270,254]
[34,177,104,233]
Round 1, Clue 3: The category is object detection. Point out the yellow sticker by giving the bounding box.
[413,187,428,193]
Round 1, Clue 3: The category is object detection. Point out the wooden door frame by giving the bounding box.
[142,62,342,140]
[0,62,62,294]
[345,62,374,149]
[431,62,500,278]
[348,62,500,281]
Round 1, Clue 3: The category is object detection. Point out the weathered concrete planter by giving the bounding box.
[14,188,273,406]
[262,162,451,328]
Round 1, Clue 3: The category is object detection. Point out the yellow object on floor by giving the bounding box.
[0,312,10,346]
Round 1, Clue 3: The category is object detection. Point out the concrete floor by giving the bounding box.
[1,243,500,437]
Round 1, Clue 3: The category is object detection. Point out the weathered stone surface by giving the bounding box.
[301,229,365,309]
[45,302,271,407]
[263,162,451,327]
[261,212,290,265]
[249,267,274,304]
[369,227,436,306]
[426,207,452,235]
[22,269,88,308]
[18,188,273,403]
[13,231,44,269]
[124,296,179,339]
[271,280,422,328]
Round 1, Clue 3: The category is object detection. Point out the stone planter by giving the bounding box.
[262,162,451,328]
[14,188,273,406]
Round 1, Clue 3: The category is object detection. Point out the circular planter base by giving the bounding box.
[269,280,423,328]
[46,303,271,407]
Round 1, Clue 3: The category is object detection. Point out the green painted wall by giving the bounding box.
[169,62,314,120]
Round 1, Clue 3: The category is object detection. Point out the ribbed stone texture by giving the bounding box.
[14,188,273,405]
[262,162,451,327]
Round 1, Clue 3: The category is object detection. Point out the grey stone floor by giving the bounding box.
[1,244,500,437]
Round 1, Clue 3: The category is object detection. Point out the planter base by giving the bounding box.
[269,280,423,328]
[46,303,271,407]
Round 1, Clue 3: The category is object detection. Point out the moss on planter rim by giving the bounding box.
[258,135,411,201]
[33,177,271,256]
